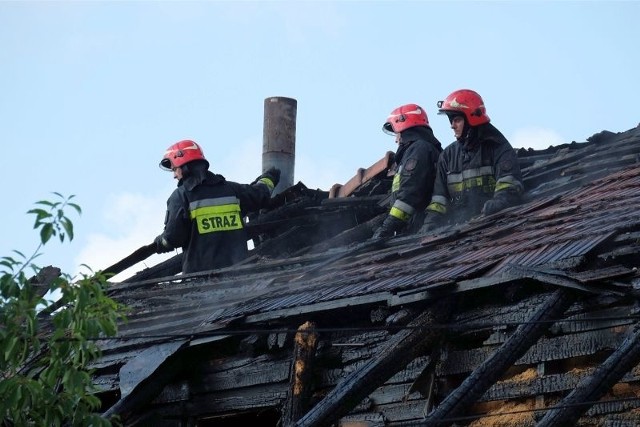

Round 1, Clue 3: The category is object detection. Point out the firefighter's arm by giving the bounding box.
[482,145,523,215]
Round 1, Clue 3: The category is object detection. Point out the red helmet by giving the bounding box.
[437,89,490,126]
[382,104,430,135]
[159,140,206,171]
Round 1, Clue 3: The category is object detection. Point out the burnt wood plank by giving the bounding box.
[355,399,427,423]
[320,356,430,389]
[101,340,189,422]
[538,324,640,426]
[281,321,319,426]
[482,368,640,403]
[439,324,627,376]
[294,300,454,427]
[151,383,289,417]
[189,357,290,394]
[244,293,392,323]
[422,289,576,426]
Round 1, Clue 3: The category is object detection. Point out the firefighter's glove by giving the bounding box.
[255,167,281,190]
[419,212,444,234]
[373,215,405,239]
[154,234,172,254]
[482,197,509,216]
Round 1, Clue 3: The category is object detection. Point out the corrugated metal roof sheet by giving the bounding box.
[98,143,640,351]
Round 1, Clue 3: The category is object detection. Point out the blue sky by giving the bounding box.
[2,1,638,280]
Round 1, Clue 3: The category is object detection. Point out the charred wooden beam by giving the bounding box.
[102,340,188,422]
[31,266,63,318]
[14,268,64,377]
[294,298,455,427]
[536,322,640,426]
[102,243,157,279]
[281,321,319,426]
[421,288,576,426]
[30,265,61,298]
[151,383,288,418]
[121,253,182,283]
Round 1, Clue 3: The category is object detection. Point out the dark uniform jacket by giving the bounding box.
[160,167,272,274]
[426,123,523,224]
[389,126,442,231]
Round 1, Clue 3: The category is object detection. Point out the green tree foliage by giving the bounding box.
[0,193,124,426]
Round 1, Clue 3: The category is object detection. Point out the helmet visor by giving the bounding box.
[159,158,173,171]
[382,122,395,136]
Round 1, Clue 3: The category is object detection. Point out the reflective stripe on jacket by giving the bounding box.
[190,196,243,233]
[388,127,442,230]
[426,123,523,223]
[162,171,271,274]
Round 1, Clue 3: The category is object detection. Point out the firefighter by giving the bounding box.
[421,89,523,232]
[372,104,443,239]
[154,139,280,274]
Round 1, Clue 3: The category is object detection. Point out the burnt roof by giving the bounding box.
[92,124,640,425]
